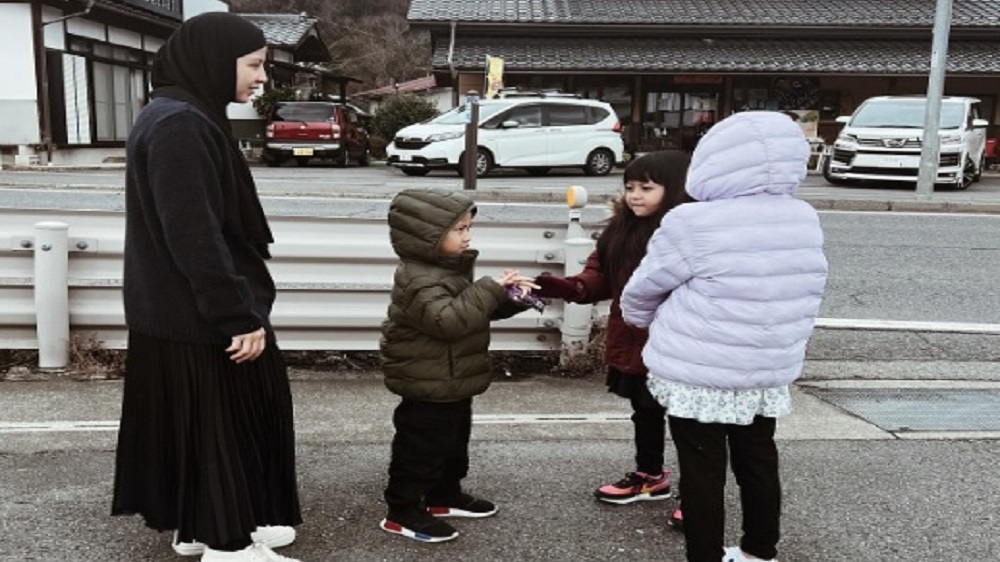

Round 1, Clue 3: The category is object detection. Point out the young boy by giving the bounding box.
[379,188,536,543]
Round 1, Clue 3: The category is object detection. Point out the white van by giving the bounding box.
[386,95,624,177]
[824,95,989,189]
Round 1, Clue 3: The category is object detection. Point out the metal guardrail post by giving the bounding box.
[560,186,595,364]
[33,221,70,370]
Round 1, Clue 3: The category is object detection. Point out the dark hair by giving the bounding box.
[597,150,692,288]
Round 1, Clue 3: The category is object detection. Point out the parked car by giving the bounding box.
[824,95,989,189]
[385,94,624,177]
[263,100,371,167]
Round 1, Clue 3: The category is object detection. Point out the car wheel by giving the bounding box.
[459,149,493,178]
[583,149,614,176]
[264,158,283,168]
[401,168,430,176]
[973,153,984,183]
[954,155,975,190]
[524,167,551,176]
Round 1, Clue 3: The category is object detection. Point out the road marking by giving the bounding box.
[0,415,633,434]
[0,421,119,433]
[816,318,1000,335]
[473,413,629,425]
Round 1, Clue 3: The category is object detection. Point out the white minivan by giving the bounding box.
[824,95,989,189]
[386,95,624,177]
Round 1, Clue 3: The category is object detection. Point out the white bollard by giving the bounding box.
[34,221,70,371]
[561,186,595,364]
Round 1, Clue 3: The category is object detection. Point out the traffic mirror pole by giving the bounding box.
[915,0,953,199]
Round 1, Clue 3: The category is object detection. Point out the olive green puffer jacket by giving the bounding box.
[380,188,521,401]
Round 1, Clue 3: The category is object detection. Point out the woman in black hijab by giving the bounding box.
[112,12,302,562]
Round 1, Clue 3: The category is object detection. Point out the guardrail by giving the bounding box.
[1,192,600,369]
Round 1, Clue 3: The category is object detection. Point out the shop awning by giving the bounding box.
[432,37,1000,76]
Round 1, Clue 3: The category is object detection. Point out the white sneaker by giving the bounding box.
[173,526,297,556]
[723,546,778,562]
[201,543,300,562]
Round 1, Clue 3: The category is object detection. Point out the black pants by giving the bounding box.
[631,387,667,475]
[668,415,781,562]
[384,397,472,515]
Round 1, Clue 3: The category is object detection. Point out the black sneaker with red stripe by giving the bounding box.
[380,510,459,543]
[426,492,498,518]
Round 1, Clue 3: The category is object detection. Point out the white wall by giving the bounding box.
[184,0,229,19]
[0,3,41,144]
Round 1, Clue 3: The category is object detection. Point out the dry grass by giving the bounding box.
[67,333,125,380]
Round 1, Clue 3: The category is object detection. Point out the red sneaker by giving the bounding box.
[594,471,671,505]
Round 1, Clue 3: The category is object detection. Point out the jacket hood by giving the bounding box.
[686,111,809,202]
[388,188,477,265]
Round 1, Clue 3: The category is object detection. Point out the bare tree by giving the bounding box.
[229,0,430,91]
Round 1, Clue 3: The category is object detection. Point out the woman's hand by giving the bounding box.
[227,327,266,363]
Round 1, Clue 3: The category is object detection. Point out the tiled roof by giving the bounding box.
[354,76,439,100]
[409,0,1000,28]
[93,0,181,29]
[238,13,331,62]
[239,13,320,48]
[433,37,1000,74]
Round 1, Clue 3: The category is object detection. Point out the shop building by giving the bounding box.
[407,0,1000,155]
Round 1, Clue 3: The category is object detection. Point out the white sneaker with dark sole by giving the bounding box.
[173,526,296,556]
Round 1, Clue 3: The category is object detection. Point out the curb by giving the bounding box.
[805,198,1000,214]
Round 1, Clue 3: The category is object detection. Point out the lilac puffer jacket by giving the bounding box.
[621,111,829,390]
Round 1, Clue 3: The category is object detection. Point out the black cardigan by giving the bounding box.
[123,97,276,345]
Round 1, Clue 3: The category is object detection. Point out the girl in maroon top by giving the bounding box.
[534,150,690,521]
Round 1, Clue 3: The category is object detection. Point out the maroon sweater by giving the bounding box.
[535,249,648,375]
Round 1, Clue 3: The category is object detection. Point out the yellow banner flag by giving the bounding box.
[484,55,505,99]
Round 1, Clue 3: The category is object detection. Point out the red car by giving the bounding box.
[263,100,371,167]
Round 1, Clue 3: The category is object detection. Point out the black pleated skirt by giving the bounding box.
[112,331,302,546]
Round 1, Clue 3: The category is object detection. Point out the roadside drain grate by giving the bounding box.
[808,388,1000,431]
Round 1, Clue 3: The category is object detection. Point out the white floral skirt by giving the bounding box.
[646,376,792,426]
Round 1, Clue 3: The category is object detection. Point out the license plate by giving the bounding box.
[878,156,905,168]
[293,148,314,156]
[398,154,412,162]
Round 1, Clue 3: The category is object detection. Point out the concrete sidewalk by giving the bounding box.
[1,369,999,562]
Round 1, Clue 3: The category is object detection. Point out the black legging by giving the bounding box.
[668,415,781,562]
[384,397,473,514]
[630,390,667,475]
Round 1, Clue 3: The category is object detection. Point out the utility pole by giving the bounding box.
[915,0,954,198]
[462,90,480,190]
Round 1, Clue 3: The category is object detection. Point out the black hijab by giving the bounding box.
[150,12,274,257]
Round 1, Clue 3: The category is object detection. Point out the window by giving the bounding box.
[505,104,542,127]
[92,61,146,141]
[586,107,610,125]
[65,35,150,144]
[271,102,335,122]
[548,104,587,126]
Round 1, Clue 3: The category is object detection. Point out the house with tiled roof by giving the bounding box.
[0,1,336,166]
[407,0,1000,153]
[0,0,234,166]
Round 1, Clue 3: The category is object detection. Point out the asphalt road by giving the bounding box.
[2,164,1000,204]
